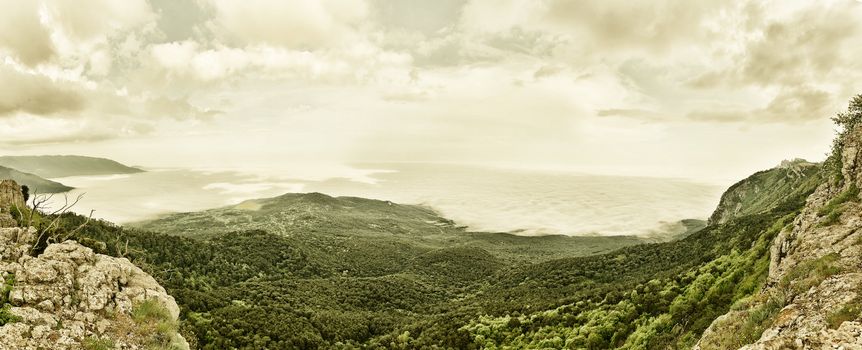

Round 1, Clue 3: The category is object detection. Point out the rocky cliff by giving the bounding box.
[696,124,862,348]
[0,180,188,350]
[0,180,24,228]
[708,159,821,226]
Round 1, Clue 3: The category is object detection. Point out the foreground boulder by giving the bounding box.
[0,180,187,350]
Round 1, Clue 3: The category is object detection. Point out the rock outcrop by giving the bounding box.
[696,126,862,349]
[0,180,24,228]
[0,180,187,350]
[0,180,24,209]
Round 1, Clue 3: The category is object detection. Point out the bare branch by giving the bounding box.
[57,209,94,243]
[27,192,89,254]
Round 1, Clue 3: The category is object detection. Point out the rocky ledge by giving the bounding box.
[696,124,862,349]
[0,183,187,350]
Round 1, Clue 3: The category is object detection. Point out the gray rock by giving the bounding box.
[0,228,188,349]
[696,126,862,349]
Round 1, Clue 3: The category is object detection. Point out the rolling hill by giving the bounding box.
[0,155,143,178]
[0,165,73,193]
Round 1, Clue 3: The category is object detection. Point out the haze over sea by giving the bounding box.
[52,162,725,237]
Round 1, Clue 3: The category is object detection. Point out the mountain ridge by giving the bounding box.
[695,99,862,349]
[0,166,73,194]
[0,155,143,178]
[708,159,821,226]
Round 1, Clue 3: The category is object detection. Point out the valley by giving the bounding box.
[34,153,822,349]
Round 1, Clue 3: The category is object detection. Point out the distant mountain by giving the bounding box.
[60,161,817,349]
[132,191,661,264]
[708,158,821,225]
[0,155,143,178]
[0,166,73,193]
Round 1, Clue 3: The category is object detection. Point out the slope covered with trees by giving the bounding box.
[0,165,72,193]
[21,155,822,349]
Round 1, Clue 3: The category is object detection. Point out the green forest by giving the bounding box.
[18,157,823,349]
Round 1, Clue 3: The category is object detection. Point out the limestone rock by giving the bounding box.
[0,180,186,349]
[696,126,862,349]
[0,223,187,349]
[0,180,24,228]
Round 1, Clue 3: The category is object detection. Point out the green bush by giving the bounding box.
[826,297,862,329]
[819,184,859,215]
[132,300,173,324]
[780,253,842,296]
[694,292,786,350]
[82,337,115,350]
[127,300,184,350]
[819,210,843,227]
[0,304,21,325]
[739,294,785,343]
[1,274,13,303]
[0,274,20,326]
[817,184,859,227]
[825,95,862,181]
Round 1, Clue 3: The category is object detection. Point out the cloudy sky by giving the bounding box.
[0,0,859,182]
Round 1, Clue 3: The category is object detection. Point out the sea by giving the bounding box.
[49,162,726,236]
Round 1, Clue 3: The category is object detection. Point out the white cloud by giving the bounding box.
[42,0,155,42]
[1,0,861,180]
[0,1,56,66]
[200,0,369,48]
[0,63,85,117]
[146,39,412,86]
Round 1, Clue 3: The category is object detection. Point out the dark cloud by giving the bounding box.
[199,0,369,49]
[533,65,564,79]
[543,0,727,53]
[688,3,859,90]
[410,28,562,67]
[0,67,85,117]
[151,0,212,41]
[0,130,115,146]
[147,98,220,120]
[687,86,834,123]
[371,0,465,35]
[0,1,56,66]
[484,28,560,57]
[686,110,747,123]
[741,9,856,87]
[758,86,832,122]
[679,4,860,124]
[412,34,469,67]
[597,108,664,122]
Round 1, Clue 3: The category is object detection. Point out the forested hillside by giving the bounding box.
[0,165,72,193]
[28,158,822,349]
[132,192,682,264]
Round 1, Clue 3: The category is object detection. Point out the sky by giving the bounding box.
[0,0,859,183]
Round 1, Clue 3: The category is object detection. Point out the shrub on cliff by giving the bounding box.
[825,94,862,182]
